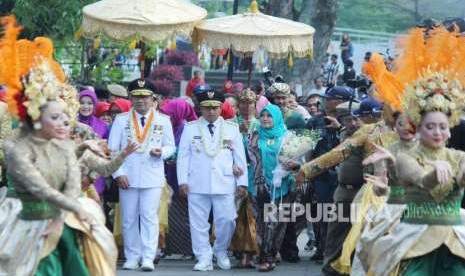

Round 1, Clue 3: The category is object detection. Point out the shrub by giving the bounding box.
[153,79,175,97]
[165,51,199,66]
[151,65,183,82]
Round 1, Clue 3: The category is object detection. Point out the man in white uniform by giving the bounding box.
[177,87,248,271]
[108,78,175,271]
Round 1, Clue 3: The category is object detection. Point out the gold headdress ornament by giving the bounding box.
[364,26,465,127]
[270,82,290,96]
[0,16,79,123]
[238,88,257,102]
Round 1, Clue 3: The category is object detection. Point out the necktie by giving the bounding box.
[207,123,214,137]
[140,116,146,127]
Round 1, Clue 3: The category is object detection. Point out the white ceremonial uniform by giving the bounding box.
[177,117,248,262]
[108,108,175,262]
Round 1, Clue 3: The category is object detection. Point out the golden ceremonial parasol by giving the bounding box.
[80,0,207,78]
[193,0,315,85]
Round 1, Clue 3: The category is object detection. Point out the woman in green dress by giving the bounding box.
[0,17,118,275]
[248,104,317,272]
[357,27,465,275]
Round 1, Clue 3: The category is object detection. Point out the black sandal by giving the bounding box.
[257,262,274,272]
[236,254,255,269]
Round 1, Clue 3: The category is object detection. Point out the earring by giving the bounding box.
[33,122,42,130]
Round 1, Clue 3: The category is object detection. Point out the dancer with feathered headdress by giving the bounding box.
[357,25,465,276]
[0,16,122,276]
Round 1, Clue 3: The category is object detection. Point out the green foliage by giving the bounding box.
[191,0,251,16]
[0,0,15,16]
[337,0,415,32]
[337,0,465,33]
[11,0,96,43]
[89,58,125,85]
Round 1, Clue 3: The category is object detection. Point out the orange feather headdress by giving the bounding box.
[364,26,465,127]
[0,15,78,122]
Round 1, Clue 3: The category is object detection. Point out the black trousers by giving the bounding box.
[321,187,357,276]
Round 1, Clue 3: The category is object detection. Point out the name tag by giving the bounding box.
[192,136,203,152]
[153,125,163,135]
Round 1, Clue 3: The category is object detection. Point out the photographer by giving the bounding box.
[342,59,356,88]
[305,87,358,262]
[346,76,372,99]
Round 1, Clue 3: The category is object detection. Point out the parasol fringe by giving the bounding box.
[170,37,176,51]
[74,26,84,41]
[194,26,313,59]
[128,39,137,49]
[82,16,204,45]
[288,52,294,68]
[93,37,101,49]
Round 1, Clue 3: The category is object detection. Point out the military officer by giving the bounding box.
[177,88,248,271]
[297,98,395,276]
[108,78,175,271]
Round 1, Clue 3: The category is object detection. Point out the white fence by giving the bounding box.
[329,27,405,72]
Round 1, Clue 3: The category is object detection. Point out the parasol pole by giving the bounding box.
[140,41,146,79]
[226,0,240,81]
[247,55,253,87]
[246,1,260,87]
[245,1,260,87]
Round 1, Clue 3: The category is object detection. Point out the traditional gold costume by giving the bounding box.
[0,16,117,276]
[354,26,465,276]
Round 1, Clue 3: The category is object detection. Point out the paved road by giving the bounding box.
[117,259,322,276]
[117,235,323,276]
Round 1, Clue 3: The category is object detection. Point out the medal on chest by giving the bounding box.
[129,109,156,152]
[196,120,226,157]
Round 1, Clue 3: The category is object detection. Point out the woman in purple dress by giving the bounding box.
[78,89,109,195]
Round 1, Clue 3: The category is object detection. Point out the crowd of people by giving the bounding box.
[2,14,465,276]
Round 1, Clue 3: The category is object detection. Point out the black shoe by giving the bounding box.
[305,240,316,251]
[282,255,301,263]
[310,253,323,263]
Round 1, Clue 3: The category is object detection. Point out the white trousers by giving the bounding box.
[188,193,237,262]
[120,187,162,261]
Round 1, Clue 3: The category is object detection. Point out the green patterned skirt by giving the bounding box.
[401,245,465,276]
[35,225,89,276]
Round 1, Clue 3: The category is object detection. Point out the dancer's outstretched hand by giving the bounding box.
[364,173,388,196]
[424,159,452,185]
[122,140,139,158]
[363,142,394,166]
[296,169,305,186]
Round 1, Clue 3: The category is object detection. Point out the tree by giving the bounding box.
[267,0,294,19]
[261,0,339,89]
[11,0,96,44]
[0,0,15,16]
[337,0,465,33]
[337,0,416,33]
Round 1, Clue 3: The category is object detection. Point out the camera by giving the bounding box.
[263,68,274,87]
[263,67,286,87]
[364,52,372,62]
[324,117,332,125]
[346,76,371,90]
